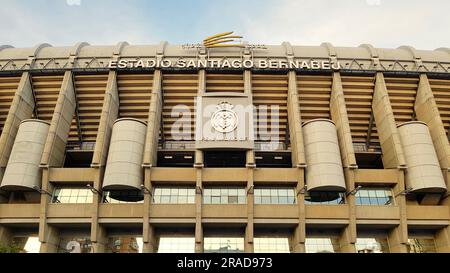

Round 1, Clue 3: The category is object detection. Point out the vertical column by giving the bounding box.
[244,70,255,253]
[435,227,450,252]
[287,71,306,168]
[40,71,77,168]
[372,73,406,169]
[373,73,409,252]
[142,69,162,253]
[330,72,357,168]
[287,71,306,252]
[414,74,450,251]
[0,72,35,181]
[195,69,206,253]
[0,226,12,247]
[387,171,408,253]
[331,72,357,253]
[415,74,450,188]
[90,71,119,253]
[38,71,76,253]
[38,169,59,253]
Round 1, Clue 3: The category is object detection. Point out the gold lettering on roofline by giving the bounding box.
[108,58,341,70]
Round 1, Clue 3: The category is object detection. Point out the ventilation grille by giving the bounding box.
[162,73,198,141]
[117,73,153,121]
[0,76,21,133]
[31,75,64,122]
[385,77,419,125]
[206,73,244,93]
[297,75,332,122]
[67,74,108,148]
[429,78,450,133]
[252,74,288,143]
[342,76,379,149]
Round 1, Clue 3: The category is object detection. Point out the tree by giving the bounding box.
[0,243,23,253]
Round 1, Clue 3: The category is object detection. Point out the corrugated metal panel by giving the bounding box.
[31,75,64,122]
[341,76,380,149]
[253,74,288,143]
[0,76,21,133]
[162,73,198,141]
[117,73,153,121]
[206,73,244,93]
[68,74,108,148]
[429,78,450,133]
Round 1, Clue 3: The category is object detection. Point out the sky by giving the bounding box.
[0,0,449,50]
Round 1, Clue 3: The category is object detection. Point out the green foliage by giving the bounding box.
[0,243,23,253]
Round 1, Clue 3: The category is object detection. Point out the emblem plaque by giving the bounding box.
[211,102,238,133]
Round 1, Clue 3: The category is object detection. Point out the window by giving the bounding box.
[254,187,296,205]
[356,237,390,253]
[103,190,144,204]
[204,237,244,253]
[305,238,340,253]
[355,188,393,206]
[254,237,290,253]
[107,236,143,253]
[57,237,92,253]
[52,187,93,204]
[203,188,246,204]
[305,192,345,205]
[408,238,437,253]
[11,237,41,253]
[157,237,195,253]
[153,187,196,204]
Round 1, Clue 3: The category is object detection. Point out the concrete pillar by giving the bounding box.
[293,171,306,253]
[91,71,119,168]
[0,225,12,247]
[89,71,119,253]
[244,70,254,253]
[287,71,306,167]
[40,71,77,168]
[195,69,206,253]
[0,72,35,180]
[38,168,58,253]
[330,72,357,169]
[92,224,108,253]
[435,226,450,253]
[414,74,450,189]
[287,71,306,253]
[372,73,406,169]
[142,69,162,253]
[343,168,357,253]
[388,170,408,253]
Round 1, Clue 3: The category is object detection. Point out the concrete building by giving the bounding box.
[0,41,449,253]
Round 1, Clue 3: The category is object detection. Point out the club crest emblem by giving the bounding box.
[211,102,238,133]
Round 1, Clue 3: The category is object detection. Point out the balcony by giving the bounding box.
[0,204,40,221]
[202,204,247,223]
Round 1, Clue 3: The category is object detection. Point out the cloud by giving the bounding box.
[0,0,160,47]
[66,0,81,6]
[0,0,448,51]
[238,0,450,50]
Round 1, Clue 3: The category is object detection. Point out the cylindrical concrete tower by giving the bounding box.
[1,119,50,191]
[397,121,447,193]
[302,119,346,192]
[102,118,147,190]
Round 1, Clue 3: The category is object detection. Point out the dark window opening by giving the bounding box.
[355,152,384,169]
[305,191,345,205]
[103,190,144,203]
[255,152,292,168]
[157,151,195,167]
[204,151,246,168]
[5,191,41,204]
[64,150,94,168]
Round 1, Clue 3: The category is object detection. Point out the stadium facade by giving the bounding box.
[0,40,449,253]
